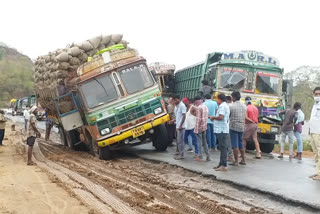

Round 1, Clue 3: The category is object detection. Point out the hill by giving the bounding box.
[0,44,34,107]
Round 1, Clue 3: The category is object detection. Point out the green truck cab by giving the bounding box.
[175,50,293,153]
[41,48,169,160]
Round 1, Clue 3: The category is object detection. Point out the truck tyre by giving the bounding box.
[259,134,275,153]
[246,142,256,151]
[99,146,112,160]
[65,130,78,150]
[260,143,274,153]
[58,126,67,147]
[152,124,169,151]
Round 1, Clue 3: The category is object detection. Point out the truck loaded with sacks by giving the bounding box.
[34,34,170,160]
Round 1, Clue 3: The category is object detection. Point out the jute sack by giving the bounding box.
[68,47,82,57]
[88,35,102,49]
[56,52,70,62]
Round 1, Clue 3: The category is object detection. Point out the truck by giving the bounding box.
[34,43,170,160]
[148,62,176,102]
[174,50,293,153]
[15,95,37,116]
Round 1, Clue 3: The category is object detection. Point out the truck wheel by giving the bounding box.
[152,124,169,151]
[99,146,112,160]
[65,130,79,150]
[246,142,256,151]
[58,126,67,147]
[259,134,275,153]
[260,143,275,153]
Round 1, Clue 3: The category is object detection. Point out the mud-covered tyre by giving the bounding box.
[99,146,112,160]
[260,143,275,153]
[65,130,79,150]
[58,126,67,147]
[152,124,169,151]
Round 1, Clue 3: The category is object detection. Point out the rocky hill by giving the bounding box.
[0,43,34,107]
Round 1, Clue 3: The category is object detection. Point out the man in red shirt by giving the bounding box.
[243,97,262,159]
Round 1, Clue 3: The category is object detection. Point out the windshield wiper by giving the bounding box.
[93,77,109,96]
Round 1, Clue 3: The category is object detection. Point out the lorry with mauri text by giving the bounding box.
[174,50,292,153]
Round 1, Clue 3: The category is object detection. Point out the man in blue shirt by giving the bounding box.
[204,94,218,151]
[210,93,230,171]
[45,110,53,141]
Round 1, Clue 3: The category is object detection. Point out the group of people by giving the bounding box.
[166,80,263,171]
[166,80,320,178]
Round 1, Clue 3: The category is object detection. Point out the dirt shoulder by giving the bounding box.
[0,123,90,214]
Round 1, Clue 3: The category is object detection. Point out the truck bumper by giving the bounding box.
[97,114,170,147]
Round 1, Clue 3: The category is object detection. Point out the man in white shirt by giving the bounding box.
[310,87,320,180]
[23,106,30,132]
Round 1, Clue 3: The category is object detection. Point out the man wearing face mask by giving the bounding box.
[310,87,320,180]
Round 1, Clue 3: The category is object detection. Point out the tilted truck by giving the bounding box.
[34,35,170,160]
[148,62,176,101]
[174,50,293,153]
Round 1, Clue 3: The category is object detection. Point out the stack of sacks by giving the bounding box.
[34,34,128,114]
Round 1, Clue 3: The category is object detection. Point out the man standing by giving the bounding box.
[174,95,186,160]
[194,96,210,161]
[23,106,30,132]
[0,110,7,146]
[229,91,247,165]
[225,95,234,162]
[45,110,53,141]
[204,94,218,151]
[27,106,41,165]
[293,102,304,160]
[166,95,176,146]
[278,105,297,159]
[243,97,262,159]
[210,93,230,171]
[309,87,320,180]
[199,80,212,100]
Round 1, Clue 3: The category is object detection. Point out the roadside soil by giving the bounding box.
[0,123,90,214]
[1,121,318,214]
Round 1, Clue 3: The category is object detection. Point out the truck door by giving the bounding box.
[55,93,84,131]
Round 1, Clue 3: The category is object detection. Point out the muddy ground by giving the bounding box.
[0,123,318,214]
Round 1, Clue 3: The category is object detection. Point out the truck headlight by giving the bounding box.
[100,128,111,135]
[154,107,162,115]
[271,127,279,133]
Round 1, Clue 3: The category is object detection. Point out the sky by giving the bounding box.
[1,0,320,73]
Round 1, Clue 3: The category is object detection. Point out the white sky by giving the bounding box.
[1,0,319,73]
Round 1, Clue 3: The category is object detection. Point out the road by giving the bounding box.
[2,115,319,213]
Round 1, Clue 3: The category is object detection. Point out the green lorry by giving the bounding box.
[35,47,170,160]
[175,50,293,153]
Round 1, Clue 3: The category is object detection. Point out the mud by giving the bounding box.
[4,122,318,214]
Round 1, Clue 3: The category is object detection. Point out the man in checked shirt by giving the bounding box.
[193,96,211,161]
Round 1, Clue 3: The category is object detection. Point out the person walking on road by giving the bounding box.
[0,110,7,146]
[210,93,230,171]
[229,91,247,166]
[182,97,199,157]
[166,95,176,146]
[278,105,297,159]
[174,95,187,160]
[204,94,218,151]
[309,87,320,180]
[243,97,262,159]
[293,102,304,160]
[194,96,210,161]
[27,106,41,165]
[23,106,30,132]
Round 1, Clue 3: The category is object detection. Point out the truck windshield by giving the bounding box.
[81,74,118,108]
[219,67,246,90]
[255,72,280,95]
[120,64,154,94]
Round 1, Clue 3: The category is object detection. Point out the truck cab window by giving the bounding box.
[120,64,154,94]
[80,74,118,109]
